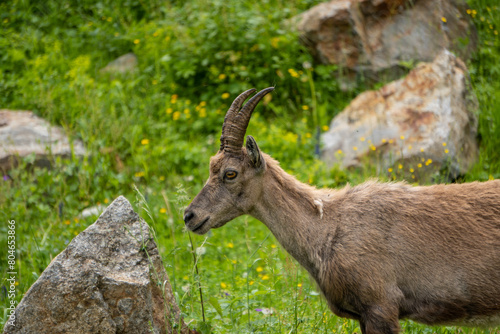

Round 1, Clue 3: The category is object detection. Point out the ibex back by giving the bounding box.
[184,88,500,334]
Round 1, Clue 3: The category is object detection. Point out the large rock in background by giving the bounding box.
[3,196,195,334]
[294,0,477,83]
[0,110,85,171]
[321,50,478,180]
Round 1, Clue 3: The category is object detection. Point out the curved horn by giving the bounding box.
[223,87,275,156]
[220,88,257,152]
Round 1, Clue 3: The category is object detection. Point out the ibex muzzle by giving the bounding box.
[184,88,500,334]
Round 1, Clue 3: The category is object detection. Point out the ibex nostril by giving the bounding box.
[183,211,195,224]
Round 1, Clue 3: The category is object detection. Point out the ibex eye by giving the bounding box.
[225,171,238,179]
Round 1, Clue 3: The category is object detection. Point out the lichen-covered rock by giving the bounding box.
[321,50,478,181]
[294,0,477,83]
[0,110,86,171]
[3,196,194,334]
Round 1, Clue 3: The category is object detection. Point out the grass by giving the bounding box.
[1,0,500,333]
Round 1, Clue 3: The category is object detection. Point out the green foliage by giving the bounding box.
[1,0,500,333]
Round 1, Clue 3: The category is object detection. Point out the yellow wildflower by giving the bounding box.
[262,274,270,280]
[442,142,447,146]
[199,101,206,107]
[160,208,167,214]
[398,164,403,169]
[288,68,299,78]
[400,135,405,140]
[388,168,393,173]
[107,17,113,22]
[382,139,387,143]
[441,17,447,23]
[141,139,149,145]
[222,92,230,99]
[166,108,173,114]
[271,37,280,48]
[425,159,433,166]
[104,198,109,204]
[418,163,422,168]
[271,244,277,248]
[173,111,181,120]
[297,283,302,287]
[220,282,227,289]
[360,137,366,142]
[256,267,263,272]
[199,108,207,118]
[353,146,358,151]
[322,125,329,131]
[445,149,449,154]
[302,105,309,110]
[218,74,226,80]
[305,133,312,138]
[134,39,140,44]
[410,168,415,173]
[159,176,165,181]
[64,220,70,225]
[227,242,234,248]
[249,281,254,285]
[135,171,145,178]
[337,149,343,154]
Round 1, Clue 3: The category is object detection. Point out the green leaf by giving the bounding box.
[208,296,223,318]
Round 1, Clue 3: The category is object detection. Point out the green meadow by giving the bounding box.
[1,0,500,332]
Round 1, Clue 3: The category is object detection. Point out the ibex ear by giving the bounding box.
[246,135,264,170]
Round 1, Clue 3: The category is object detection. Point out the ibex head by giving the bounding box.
[184,87,274,234]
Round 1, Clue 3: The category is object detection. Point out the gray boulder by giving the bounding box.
[3,196,194,334]
[0,110,85,171]
[321,50,478,181]
[294,0,477,84]
[100,53,138,75]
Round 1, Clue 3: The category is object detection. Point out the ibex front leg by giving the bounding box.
[360,305,400,334]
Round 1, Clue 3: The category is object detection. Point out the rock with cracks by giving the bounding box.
[321,50,478,181]
[0,110,86,171]
[293,0,477,85]
[3,196,194,334]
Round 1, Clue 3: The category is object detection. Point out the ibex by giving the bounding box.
[184,87,500,334]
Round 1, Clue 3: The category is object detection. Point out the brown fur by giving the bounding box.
[185,146,500,334]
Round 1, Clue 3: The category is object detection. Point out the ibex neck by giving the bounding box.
[249,159,328,277]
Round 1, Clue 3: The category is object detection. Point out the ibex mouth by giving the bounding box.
[192,217,209,233]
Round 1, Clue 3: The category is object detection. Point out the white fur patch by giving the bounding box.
[314,199,323,219]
